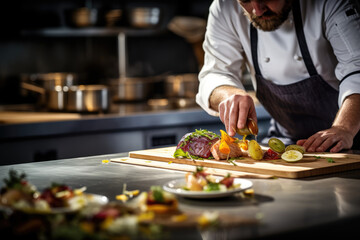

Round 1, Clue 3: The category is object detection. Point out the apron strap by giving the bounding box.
[250,0,318,77]
[250,24,262,76]
[292,0,318,76]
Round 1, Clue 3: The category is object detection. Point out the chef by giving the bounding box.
[196,0,360,152]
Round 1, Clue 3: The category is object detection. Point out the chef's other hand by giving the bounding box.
[218,94,257,137]
[296,126,354,153]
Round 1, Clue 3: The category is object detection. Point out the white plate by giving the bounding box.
[163,178,253,199]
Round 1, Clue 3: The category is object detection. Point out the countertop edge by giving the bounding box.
[0,106,270,140]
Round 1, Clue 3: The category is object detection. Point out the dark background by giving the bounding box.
[0,0,213,104]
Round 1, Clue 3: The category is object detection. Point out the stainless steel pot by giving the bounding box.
[22,72,78,90]
[165,73,199,98]
[65,8,98,28]
[20,73,77,111]
[128,7,161,28]
[21,82,69,111]
[109,77,157,102]
[47,86,69,111]
[67,85,109,113]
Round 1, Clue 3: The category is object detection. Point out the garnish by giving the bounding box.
[204,182,220,192]
[150,186,165,203]
[175,129,220,160]
[248,140,264,160]
[118,183,140,202]
[187,129,220,141]
[3,169,27,190]
[174,145,210,160]
[219,130,236,155]
[195,166,204,172]
[281,150,303,162]
[227,159,238,166]
[239,136,249,150]
[263,149,280,160]
[268,138,285,153]
[185,168,235,192]
[327,158,335,163]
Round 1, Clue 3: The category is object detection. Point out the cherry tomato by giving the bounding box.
[220,177,234,188]
[263,148,280,160]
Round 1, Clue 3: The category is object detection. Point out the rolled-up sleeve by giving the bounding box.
[196,0,246,116]
[325,0,360,106]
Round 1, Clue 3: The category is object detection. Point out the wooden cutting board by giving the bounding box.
[127,146,360,179]
[110,157,274,179]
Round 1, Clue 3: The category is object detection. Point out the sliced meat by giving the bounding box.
[175,130,219,159]
[210,140,244,160]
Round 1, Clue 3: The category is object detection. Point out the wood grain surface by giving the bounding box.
[126,147,360,178]
[110,157,275,179]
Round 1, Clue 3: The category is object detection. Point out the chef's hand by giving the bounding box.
[296,126,354,153]
[218,94,257,137]
[297,94,360,153]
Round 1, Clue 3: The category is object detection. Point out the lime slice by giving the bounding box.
[285,145,305,154]
[281,150,303,162]
[268,138,285,153]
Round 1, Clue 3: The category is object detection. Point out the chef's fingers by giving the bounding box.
[218,101,228,130]
[315,137,337,152]
[296,139,306,146]
[330,141,343,153]
[237,95,253,130]
[248,104,258,123]
[228,100,239,136]
[219,100,231,135]
[301,134,318,152]
[307,133,332,152]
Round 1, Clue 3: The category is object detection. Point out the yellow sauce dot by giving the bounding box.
[244,188,254,195]
[137,211,155,221]
[171,214,188,222]
[116,194,128,202]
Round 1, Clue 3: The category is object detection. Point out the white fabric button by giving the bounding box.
[264,57,270,63]
[294,55,303,61]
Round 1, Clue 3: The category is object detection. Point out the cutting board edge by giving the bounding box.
[130,152,302,179]
[129,147,360,179]
[111,157,275,179]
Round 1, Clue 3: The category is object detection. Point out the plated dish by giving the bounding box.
[1,193,109,214]
[163,177,253,199]
[0,170,108,214]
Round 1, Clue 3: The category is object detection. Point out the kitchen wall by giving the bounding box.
[0,0,212,104]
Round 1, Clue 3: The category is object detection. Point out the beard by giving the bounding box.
[243,1,293,31]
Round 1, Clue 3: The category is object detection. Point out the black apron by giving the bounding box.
[250,0,360,149]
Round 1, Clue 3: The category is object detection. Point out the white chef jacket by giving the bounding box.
[196,0,360,116]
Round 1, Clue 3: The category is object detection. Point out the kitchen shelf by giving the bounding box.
[20,26,168,79]
[20,27,166,37]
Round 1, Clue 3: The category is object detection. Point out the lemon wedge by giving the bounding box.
[281,150,303,162]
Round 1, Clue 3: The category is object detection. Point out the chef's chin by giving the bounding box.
[243,0,293,32]
[242,9,286,31]
[250,17,286,31]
